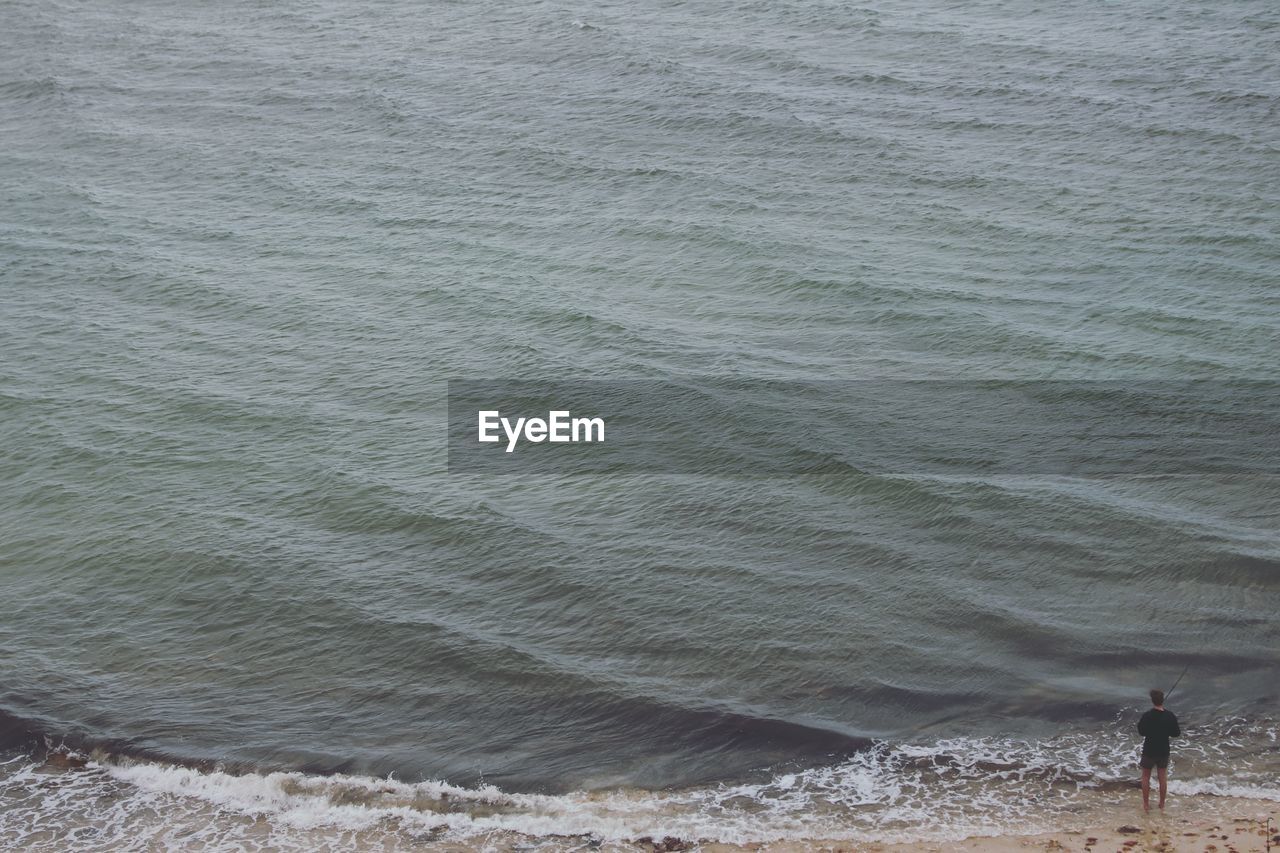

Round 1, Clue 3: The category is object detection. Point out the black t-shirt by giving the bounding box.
[1137,708,1181,755]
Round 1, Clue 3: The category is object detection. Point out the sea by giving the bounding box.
[1,0,1277,848]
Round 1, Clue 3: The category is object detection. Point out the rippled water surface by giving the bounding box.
[1,0,1277,844]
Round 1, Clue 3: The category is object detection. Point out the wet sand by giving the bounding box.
[530,796,1279,852]
[699,798,1280,853]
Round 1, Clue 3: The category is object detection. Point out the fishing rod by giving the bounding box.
[1163,663,1190,702]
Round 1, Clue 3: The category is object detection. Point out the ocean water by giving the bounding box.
[1,0,1278,847]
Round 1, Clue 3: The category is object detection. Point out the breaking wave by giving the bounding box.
[1,714,1275,850]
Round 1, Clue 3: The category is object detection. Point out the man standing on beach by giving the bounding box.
[1138,688,1181,811]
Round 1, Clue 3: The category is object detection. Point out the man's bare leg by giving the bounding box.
[1141,766,1152,812]
[1157,766,1168,810]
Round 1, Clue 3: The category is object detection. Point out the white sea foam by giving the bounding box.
[1,718,1275,851]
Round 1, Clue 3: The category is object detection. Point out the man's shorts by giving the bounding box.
[1139,752,1170,770]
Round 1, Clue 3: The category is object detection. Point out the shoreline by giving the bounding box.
[696,798,1280,853]
[338,793,1280,851]
[589,796,1280,852]
[4,735,1277,850]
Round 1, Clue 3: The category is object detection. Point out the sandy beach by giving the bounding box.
[393,795,1280,851]
[881,804,1278,853]
[692,798,1280,853]
[635,796,1280,853]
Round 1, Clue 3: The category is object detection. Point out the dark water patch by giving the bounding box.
[0,707,254,777]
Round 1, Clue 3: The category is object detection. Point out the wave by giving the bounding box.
[2,710,1275,850]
